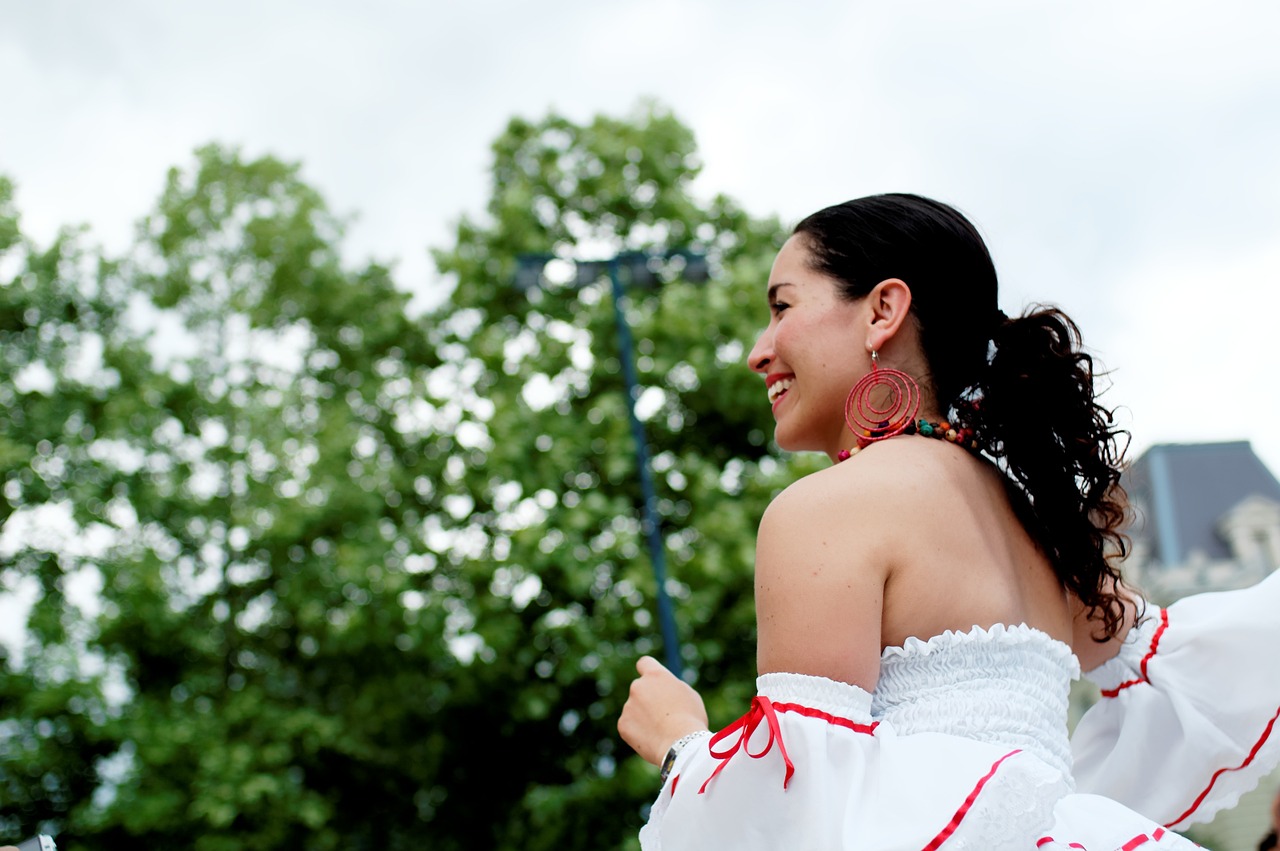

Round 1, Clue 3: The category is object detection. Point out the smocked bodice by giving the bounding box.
[871,624,1080,778]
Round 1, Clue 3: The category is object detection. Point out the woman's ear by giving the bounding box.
[863,278,913,353]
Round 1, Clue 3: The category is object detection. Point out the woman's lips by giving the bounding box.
[767,376,794,412]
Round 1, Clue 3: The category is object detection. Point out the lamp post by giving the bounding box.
[515,249,708,678]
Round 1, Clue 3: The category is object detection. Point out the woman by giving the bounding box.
[618,194,1280,849]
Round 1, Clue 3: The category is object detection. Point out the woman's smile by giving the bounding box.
[766,374,794,412]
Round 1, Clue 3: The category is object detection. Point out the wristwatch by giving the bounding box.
[659,730,710,784]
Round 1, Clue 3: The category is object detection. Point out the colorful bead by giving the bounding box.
[837,418,981,462]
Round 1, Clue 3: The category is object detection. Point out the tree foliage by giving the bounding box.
[1,103,800,849]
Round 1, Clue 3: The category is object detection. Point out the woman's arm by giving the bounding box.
[619,464,888,763]
[754,469,888,691]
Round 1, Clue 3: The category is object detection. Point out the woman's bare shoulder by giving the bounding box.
[755,461,890,688]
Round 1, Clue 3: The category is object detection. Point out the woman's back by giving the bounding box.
[865,436,1074,653]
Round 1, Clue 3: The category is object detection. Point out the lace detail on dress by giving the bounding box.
[873,624,1079,778]
[942,751,1068,851]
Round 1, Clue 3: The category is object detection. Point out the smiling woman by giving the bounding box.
[617,193,1280,850]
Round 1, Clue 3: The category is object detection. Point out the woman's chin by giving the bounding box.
[770,426,796,452]
[771,428,821,455]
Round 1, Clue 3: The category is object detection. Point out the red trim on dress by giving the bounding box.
[1165,702,1280,828]
[1100,609,1169,698]
[1037,831,1169,850]
[771,701,879,735]
[1119,830,1175,850]
[696,696,880,794]
[920,749,1022,851]
[698,696,1028,848]
[699,696,797,794]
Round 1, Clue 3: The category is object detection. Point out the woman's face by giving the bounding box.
[748,235,869,457]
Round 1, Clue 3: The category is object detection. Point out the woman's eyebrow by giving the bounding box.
[767,282,795,302]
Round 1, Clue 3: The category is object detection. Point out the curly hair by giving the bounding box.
[794,193,1133,639]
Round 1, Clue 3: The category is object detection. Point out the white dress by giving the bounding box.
[640,570,1280,850]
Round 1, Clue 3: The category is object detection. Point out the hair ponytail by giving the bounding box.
[956,307,1132,639]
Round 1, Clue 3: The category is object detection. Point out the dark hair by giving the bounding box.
[794,193,1132,640]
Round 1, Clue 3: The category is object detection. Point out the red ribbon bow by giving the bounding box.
[698,695,795,794]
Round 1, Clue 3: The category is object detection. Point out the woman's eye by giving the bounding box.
[771,302,790,316]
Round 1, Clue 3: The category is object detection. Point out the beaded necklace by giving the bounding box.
[836,418,982,463]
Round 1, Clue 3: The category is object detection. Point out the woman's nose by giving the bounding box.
[748,332,773,374]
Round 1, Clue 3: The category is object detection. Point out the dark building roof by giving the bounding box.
[1125,441,1280,565]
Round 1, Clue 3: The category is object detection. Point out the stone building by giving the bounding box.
[1122,441,1280,604]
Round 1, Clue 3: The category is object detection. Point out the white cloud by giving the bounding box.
[1107,236,1280,473]
[1,0,1278,480]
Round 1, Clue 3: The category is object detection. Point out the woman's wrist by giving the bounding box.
[659,729,711,783]
[647,712,710,766]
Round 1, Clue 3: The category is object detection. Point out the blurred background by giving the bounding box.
[2,2,1278,849]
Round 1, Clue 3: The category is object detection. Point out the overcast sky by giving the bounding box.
[3,0,1280,475]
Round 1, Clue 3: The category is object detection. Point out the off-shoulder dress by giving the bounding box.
[641,570,1280,850]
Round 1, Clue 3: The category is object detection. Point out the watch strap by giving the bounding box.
[659,730,711,783]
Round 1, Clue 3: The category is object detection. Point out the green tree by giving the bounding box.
[0,174,123,843]
[423,101,794,849]
[1,102,798,849]
[2,147,458,849]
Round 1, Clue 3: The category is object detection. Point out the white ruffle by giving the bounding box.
[1080,606,1163,693]
[755,671,874,720]
[881,621,1079,671]
[643,669,1070,850]
[1044,794,1202,850]
[1073,569,1280,829]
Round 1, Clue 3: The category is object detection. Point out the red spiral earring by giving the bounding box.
[840,350,921,460]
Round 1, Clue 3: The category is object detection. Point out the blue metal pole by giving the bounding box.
[607,257,683,677]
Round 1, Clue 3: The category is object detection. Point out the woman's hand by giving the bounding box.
[617,655,709,766]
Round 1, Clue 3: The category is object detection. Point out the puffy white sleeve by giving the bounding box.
[1071,569,1280,829]
[640,672,1065,851]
